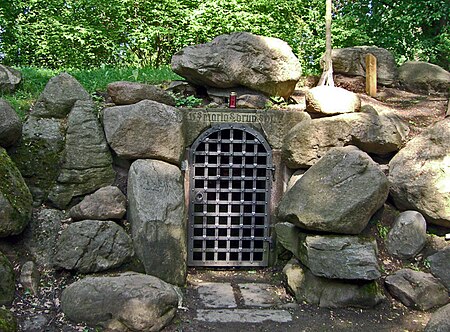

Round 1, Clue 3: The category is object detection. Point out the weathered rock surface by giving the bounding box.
[389,118,450,227]
[0,252,15,305]
[61,272,178,332]
[0,99,22,148]
[0,307,17,332]
[278,146,389,234]
[283,106,409,168]
[104,100,184,164]
[172,32,301,98]
[48,100,115,208]
[386,211,427,259]
[329,46,398,86]
[297,234,380,280]
[69,186,126,221]
[53,220,134,273]
[0,65,21,93]
[385,269,448,311]
[399,61,450,94]
[31,72,91,118]
[283,259,385,308]
[0,147,33,237]
[425,303,450,332]
[128,159,186,286]
[275,222,301,257]
[428,247,450,290]
[305,85,361,116]
[22,208,63,268]
[107,81,176,106]
[20,261,40,295]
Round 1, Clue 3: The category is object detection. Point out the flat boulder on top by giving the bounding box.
[171,32,301,98]
[385,269,448,311]
[399,61,450,94]
[329,46,398,86]
[103,100,184,165]
[61,272,178,332]
[389,118,450,227]
[305,85,361,116]
[278,146,389,234]
[69,186,126,221]
[107,81,176,106]
[0,99,22,148]
[0,65,21,93]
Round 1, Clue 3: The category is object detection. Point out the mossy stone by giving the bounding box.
[0,252,15,305]
[0,308,17,332]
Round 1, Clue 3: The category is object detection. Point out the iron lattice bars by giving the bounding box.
[188,124,273,267]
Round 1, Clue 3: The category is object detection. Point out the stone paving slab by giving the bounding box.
[196,309,292,323]
[238,283,282,308]
[196,282,237,308]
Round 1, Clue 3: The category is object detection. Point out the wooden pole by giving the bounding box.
[365,53,377,97]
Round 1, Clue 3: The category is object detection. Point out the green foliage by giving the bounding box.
[174,94,203,108]
[376,221,389,240]
[0,0,448,72]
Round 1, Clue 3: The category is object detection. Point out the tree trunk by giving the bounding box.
[318,0,334,86]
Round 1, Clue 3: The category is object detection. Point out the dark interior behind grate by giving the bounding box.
[188,124,273,267]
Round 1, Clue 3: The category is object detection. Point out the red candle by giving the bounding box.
[229,92,237,108]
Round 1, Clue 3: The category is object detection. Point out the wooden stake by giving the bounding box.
[365,53,377,97]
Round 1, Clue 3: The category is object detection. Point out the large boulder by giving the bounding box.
[107,81,176,106]
[69,186,126,221]
[278,146,389,234]
[399,61,450,94]
[0,252,15,305]
[386,211,427,260]
[305,85,361,116]
[0,99,22,148]
[283,259,384,308]
[31,72,91,118]
[389,119,450,227]
[385,269,448,311]
[171,32,301,98]
[283,106,409,168]
[103,100,184,165]
[296,234,380,280]
[22,208,63,268]
[53,220,134,273]
[128,159,186,286]
[0,147,33,237]
[61,272,178,332]
[329,46,398,86]
[425,303,450,332]
[0,65,21,93]
[428,247,450,290]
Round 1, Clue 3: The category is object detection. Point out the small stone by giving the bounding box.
[19,261,40,295]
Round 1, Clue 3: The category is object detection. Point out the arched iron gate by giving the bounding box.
[188,124,273,267]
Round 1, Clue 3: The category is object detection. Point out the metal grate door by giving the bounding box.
[188,124,273,267]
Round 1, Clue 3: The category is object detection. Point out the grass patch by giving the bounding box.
[1,66,183,119]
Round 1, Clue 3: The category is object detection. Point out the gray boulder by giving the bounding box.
[399,61,450,94]
[128,159,186,286]
[20,261,40,295]
[0,65,21,93]
[385,269,448,311]
[305,85,361,116]
[297,234,380,280]
[172,32,301,98]
[329,46,398,86]
[425,303,450,332]
[386,211,427,260]
[283,106,409,168]
[0,99,22,148]
[0,147,33,237]
[61,272,178,332]
[107,81,176,106]
[103,100,184,164]
[48,100,115,208]
[428,247,450,290]
[53,220,134,273]
[278,146,389,234]
[0,252,15,305]
[389,118,450,227]
[31,72,91,118]
[69,186,126,221]
[283,259,385,308]
[22,208,63,268]
[274,222,301,257]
